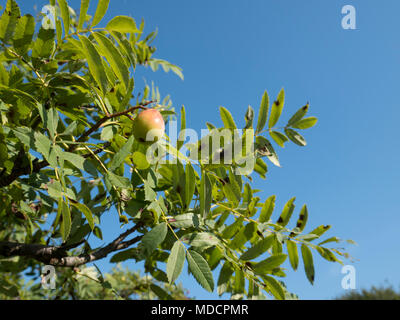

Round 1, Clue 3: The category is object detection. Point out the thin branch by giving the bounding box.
[0,101,156,188]
[82,142,111,159]
[0,224,143,267]
[2,45,46,85]
[71,100,156,150]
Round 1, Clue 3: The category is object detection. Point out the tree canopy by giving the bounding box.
[0,0,351,300]
[335,284,400,300]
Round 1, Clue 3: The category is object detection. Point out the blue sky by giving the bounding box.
[16,0,400,299]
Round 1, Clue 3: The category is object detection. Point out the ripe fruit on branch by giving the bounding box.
[132,108,165,143]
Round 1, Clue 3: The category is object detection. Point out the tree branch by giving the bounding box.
[0,224,143,267]
[0,158,48,188]
[70,100,156,151]
[0,100,156,188]
[82,142,111,159]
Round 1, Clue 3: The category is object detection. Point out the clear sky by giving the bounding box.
[16,0,400,299]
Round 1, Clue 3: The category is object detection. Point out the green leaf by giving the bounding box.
[244,105,254,129]
[208,247,223,270]
[242,183,252,204]
[309,225,331,238]
[131,151,149,170]
[230,222,257,250]
[100,125,116,141]
[92,32,130,90]
[222,169,241,207]
[219,106,237,129]
[66,224,91,246]
[0,85,38,108]
[150,284,173,300]
[34,132,53,165]
[0,0,20,44]
[256,136,280,167]
[183,163,195,209]
[92,0,110,27]
[110,135,134,171]
[37,102,47,128]
[291,117,318,129]
[13,14,35,55]
[268,88,285,128]
[148,58,184,80]
[315,246,342,264]
[57,0,70,36]
[234,270,245,294]
[217,262,234,296]
[253,253,287,274]
[221,216,244,239]
[301,244,315,284]
[269,131,288,148]
[64,152,85,171]
[256,90,269,134]
[106,15,140,33]
[296,234,319,241]
[259,195,275,223]
[93,226,103,240]
[59,199,71,241]
[55,12,62,44]
[13,127,35,149]
[47,108,59,139]
[110,248,137,262]
[284,128,307,146]
[254,157,268,179]
[318,236,340,246]
[70,201,95,230]
[287,103,309,126]
[106,172,131,189]
[169,213,199,229]
[294,204,308,233]
[181,232,220,248]
[262,275,285,300]
[32,27,55,59]
[199,171,212,218]
[117,78,134,110]
[140,222,167,256]
[0,64,8,85]
[177,105,186,150]
[286,239,299,271]
[277,197,296,227]
[47,181,63,199]
[78,0,90,30]
[248,279,258,298]
[186,250,214,292]
[240,234,274,261]
[78,35,108,94]
[169,64,184,81]
[206,122,216,130]
[143,180,156,201]
[167,241,185,284]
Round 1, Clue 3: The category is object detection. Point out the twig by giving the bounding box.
[72,100,155,148]
[0,101,156,188]
[0,223,143,267]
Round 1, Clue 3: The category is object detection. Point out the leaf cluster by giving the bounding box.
[0,0,352,300]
